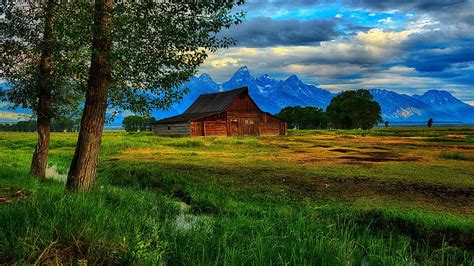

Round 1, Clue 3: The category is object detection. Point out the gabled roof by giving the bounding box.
[154,112,222,124]
[154,87,248,124]
[184,87,248,114]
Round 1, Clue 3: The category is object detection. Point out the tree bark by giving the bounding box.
[30,0,55,180]
[66,0,113,192]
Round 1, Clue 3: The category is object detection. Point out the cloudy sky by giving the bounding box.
[199,0,474,104]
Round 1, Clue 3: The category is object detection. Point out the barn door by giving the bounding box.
[230,119,239,136]
[248,120,258,136]
[243,119,258,136]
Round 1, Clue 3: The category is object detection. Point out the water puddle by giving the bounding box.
[46,165,67,182]
[174,202,213,232]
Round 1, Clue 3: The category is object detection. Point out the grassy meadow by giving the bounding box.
[0,127,473,264]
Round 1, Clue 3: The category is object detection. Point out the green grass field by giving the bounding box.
[1,127,473,264]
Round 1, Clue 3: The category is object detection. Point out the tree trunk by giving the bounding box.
[66,0,113,192]
[30,0,55,180]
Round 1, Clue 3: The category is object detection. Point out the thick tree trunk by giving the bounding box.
[66,0,113,192]
[30,0,55,180]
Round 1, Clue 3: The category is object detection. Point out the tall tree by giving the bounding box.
[326,89,382,130]
[122,116,156,132]
[66,0,113,191]
[66,1,244,192]
[277,106,329,129]
[0,1,87,179]
[30,0,55,178]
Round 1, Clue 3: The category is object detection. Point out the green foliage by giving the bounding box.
[326,89,382,130]
[0,119,79,132]
[277,90,382,130]
[0,130,473,264]
[122,116,156,132]
[0,1,86,119]
[1,1,245,118]
[106,1,245,115]
[0,121,36,132]
[277,106,329,129]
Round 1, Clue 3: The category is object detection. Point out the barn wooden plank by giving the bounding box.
[153,87,287,137]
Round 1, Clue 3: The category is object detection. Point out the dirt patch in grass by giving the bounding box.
[312,144,332,148]
[0,188,26,205]
[369,146,391,151]
[339,151,422,163]
[330,148,355,153]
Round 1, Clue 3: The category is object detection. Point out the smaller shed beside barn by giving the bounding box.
[152,87,287,137]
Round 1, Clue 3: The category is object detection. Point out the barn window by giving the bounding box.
[168,126,171,130]
[249,120,255,125]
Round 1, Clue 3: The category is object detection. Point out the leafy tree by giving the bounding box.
[66,1,245,192]
[0,120,36,132]
[277,106,329,129]
[326,89,382,130]
[1,1,87,179]
[427,118,433,128]
[384,121,389,128]
[51,118,79,132]
[122,116,156,132]
[0,119,78,132]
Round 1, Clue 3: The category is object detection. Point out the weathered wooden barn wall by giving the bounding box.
[259,122,280,136]
[227,93,260,113]
[152,123,190,137]
[153,87,287,137]
[190,121,203,137]
[225,93,263,136]
[204,121,227,136]
[259,112,287,136]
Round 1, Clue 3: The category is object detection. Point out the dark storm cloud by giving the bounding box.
[348,0,474,75]
[224,17,340,47]
[244,0,324,10]
[403,45,474,72]
[346,0,474,28]
[344,0,470,12]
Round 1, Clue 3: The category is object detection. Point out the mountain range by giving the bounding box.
[1,66,473,125]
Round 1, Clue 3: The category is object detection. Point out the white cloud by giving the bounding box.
[200,27,419,81]
[355,28,414,47]
[335,14,343,18]
[378,17,393,24]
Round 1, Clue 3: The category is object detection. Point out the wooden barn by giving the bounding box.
[152,87,287,137]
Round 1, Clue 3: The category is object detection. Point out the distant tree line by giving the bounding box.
[0,119,79,132]
[277,89,382,130]
[122,116,156,132]
[277,106,329,129]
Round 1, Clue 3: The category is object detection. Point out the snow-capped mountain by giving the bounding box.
[219,66,335,114]
[369,89,458,122]
[2,66,473,125]
[148,67,471,123]
[413,90,474,122]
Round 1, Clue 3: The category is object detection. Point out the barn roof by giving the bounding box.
[154,87,248,124]
[184,87,248,114]
[154,111,222,124]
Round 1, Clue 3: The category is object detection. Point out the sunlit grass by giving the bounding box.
[0,127,473,264]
